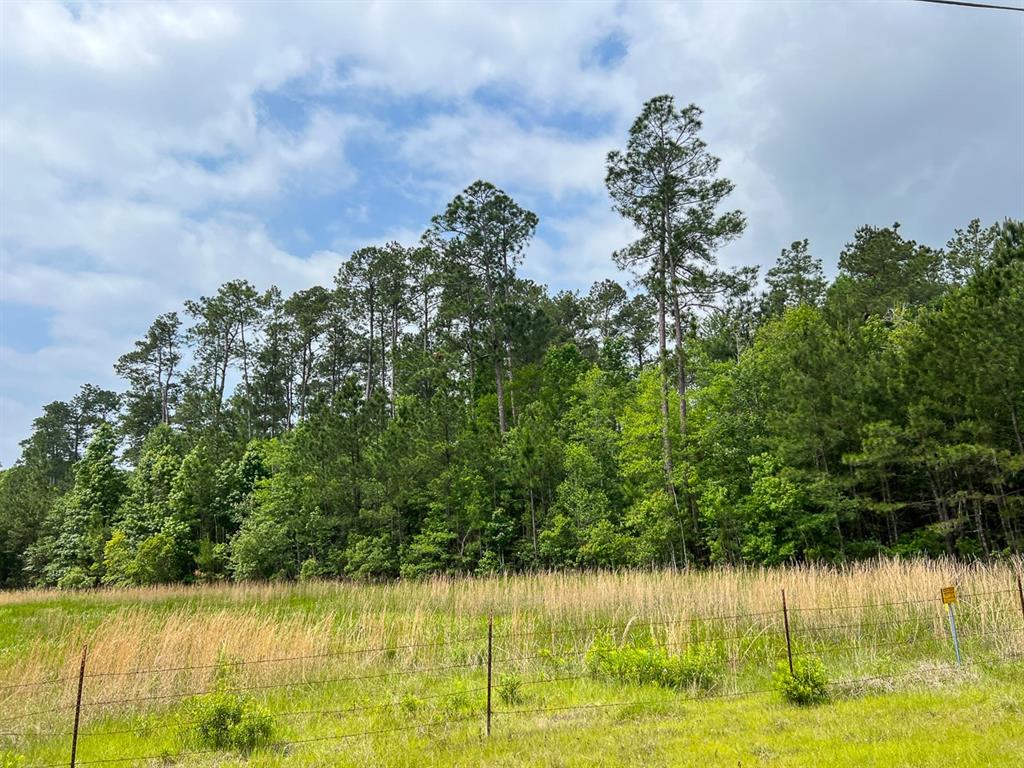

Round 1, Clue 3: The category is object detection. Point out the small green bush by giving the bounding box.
[399,692,422,713]
[775,658,830,706]
[498,674,524,705]
[56,567,95,591]
[299,556,330,582]
[442,680,475,716]
[184,692,274,753]
[1,751,25,768]
[585,638,722,691]
[194,538,229,582]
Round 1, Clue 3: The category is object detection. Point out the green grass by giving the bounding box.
[2,565,1023,766]
[7,670,1022,767]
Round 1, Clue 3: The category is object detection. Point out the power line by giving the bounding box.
[910,0,1024,11]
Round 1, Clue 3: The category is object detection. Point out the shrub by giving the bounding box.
[102,522,191,586]
[184,692,274,753]
[299,556,330,582]
[133,523,191,584]
[442,681,475,716]
[344,533,396,580]
[774,658,830,706]
[400,517,458,579]
[194,538,228,582]
[585,638,722,691]
[498,674,524,705]
[101,530,135,586]
[663,643,722,691]
[228,507,292,581]
[399,692,422,713]
[56,567,95,591]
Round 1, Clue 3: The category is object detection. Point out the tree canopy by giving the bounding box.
[1,96,1020,588]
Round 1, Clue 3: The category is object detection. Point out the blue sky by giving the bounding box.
[1,0,1022,466]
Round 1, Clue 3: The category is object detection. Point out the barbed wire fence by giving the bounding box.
[1,575,1022,767]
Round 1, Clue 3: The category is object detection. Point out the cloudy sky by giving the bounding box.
[1,0,1022,465]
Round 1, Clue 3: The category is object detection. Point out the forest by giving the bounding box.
[1,95,1021,589]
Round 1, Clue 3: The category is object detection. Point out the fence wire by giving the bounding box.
[4,578,1023,767]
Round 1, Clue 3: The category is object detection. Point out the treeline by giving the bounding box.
[1,96,1022,589]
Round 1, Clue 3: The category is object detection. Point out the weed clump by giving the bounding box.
[775,658,830,706]
[585,638,722,691]
[184,691,274,753]
[182,663,275,755]
[498,674,524,705]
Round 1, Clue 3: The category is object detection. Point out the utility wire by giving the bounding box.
[910,0,1024,12]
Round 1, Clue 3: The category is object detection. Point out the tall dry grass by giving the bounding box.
[2,559,1022,724]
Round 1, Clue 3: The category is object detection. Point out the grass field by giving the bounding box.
[2,560,1023,767]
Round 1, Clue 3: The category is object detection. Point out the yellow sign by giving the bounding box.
[941,586,957,605]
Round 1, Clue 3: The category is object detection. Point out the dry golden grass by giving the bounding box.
[4,555,1018,611]
[2,558,1022,726]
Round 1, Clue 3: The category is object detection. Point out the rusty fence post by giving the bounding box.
[486,612,493,737]
[781,589,794,675]
[70,645,87,768]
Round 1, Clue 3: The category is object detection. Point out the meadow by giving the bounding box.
[2,560,1023,767]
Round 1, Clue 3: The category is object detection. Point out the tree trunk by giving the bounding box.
[927,470,954,556]
[507,351,517,426]
[380,313,387,397]
[494,340,507,433]
[1006,391,1024,456]
[240,321,252,440]
[668,250,688,438]
[529,486,538,558]
[656,239,687,566]
[365,296,374,400]
[657,266,673,484]
[422,281,430,352]
[391,307,399,417]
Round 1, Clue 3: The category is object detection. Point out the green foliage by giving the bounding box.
[134,522,192,584]
[586,638,722,691]
[498,674,524,705]
[103,520,192,586]
[195,538,229,582]
[100,530,135,586]
[344,533,396,580]
[24,423,127,587]
[775,658,830,706]
[400,515,459,579]
[184,692,275,753]
[0,464,55,587]
[3,96,1021,583]
[228,502,293,581]
[55,566,94,591]
[299,556,331,581]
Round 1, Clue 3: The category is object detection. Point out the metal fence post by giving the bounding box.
[486,612,493,737]
[70,645,87,768]
[1017,572,1024,624]
[941,586,961,667]
[781,589,793,675]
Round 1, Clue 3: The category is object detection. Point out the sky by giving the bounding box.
[1,0,1022,466]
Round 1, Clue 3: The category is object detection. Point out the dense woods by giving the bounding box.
[1,95,1021,588]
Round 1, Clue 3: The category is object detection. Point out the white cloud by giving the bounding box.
[1,0,1021,465]
[526,204,638,293]
[399,107,611,201]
